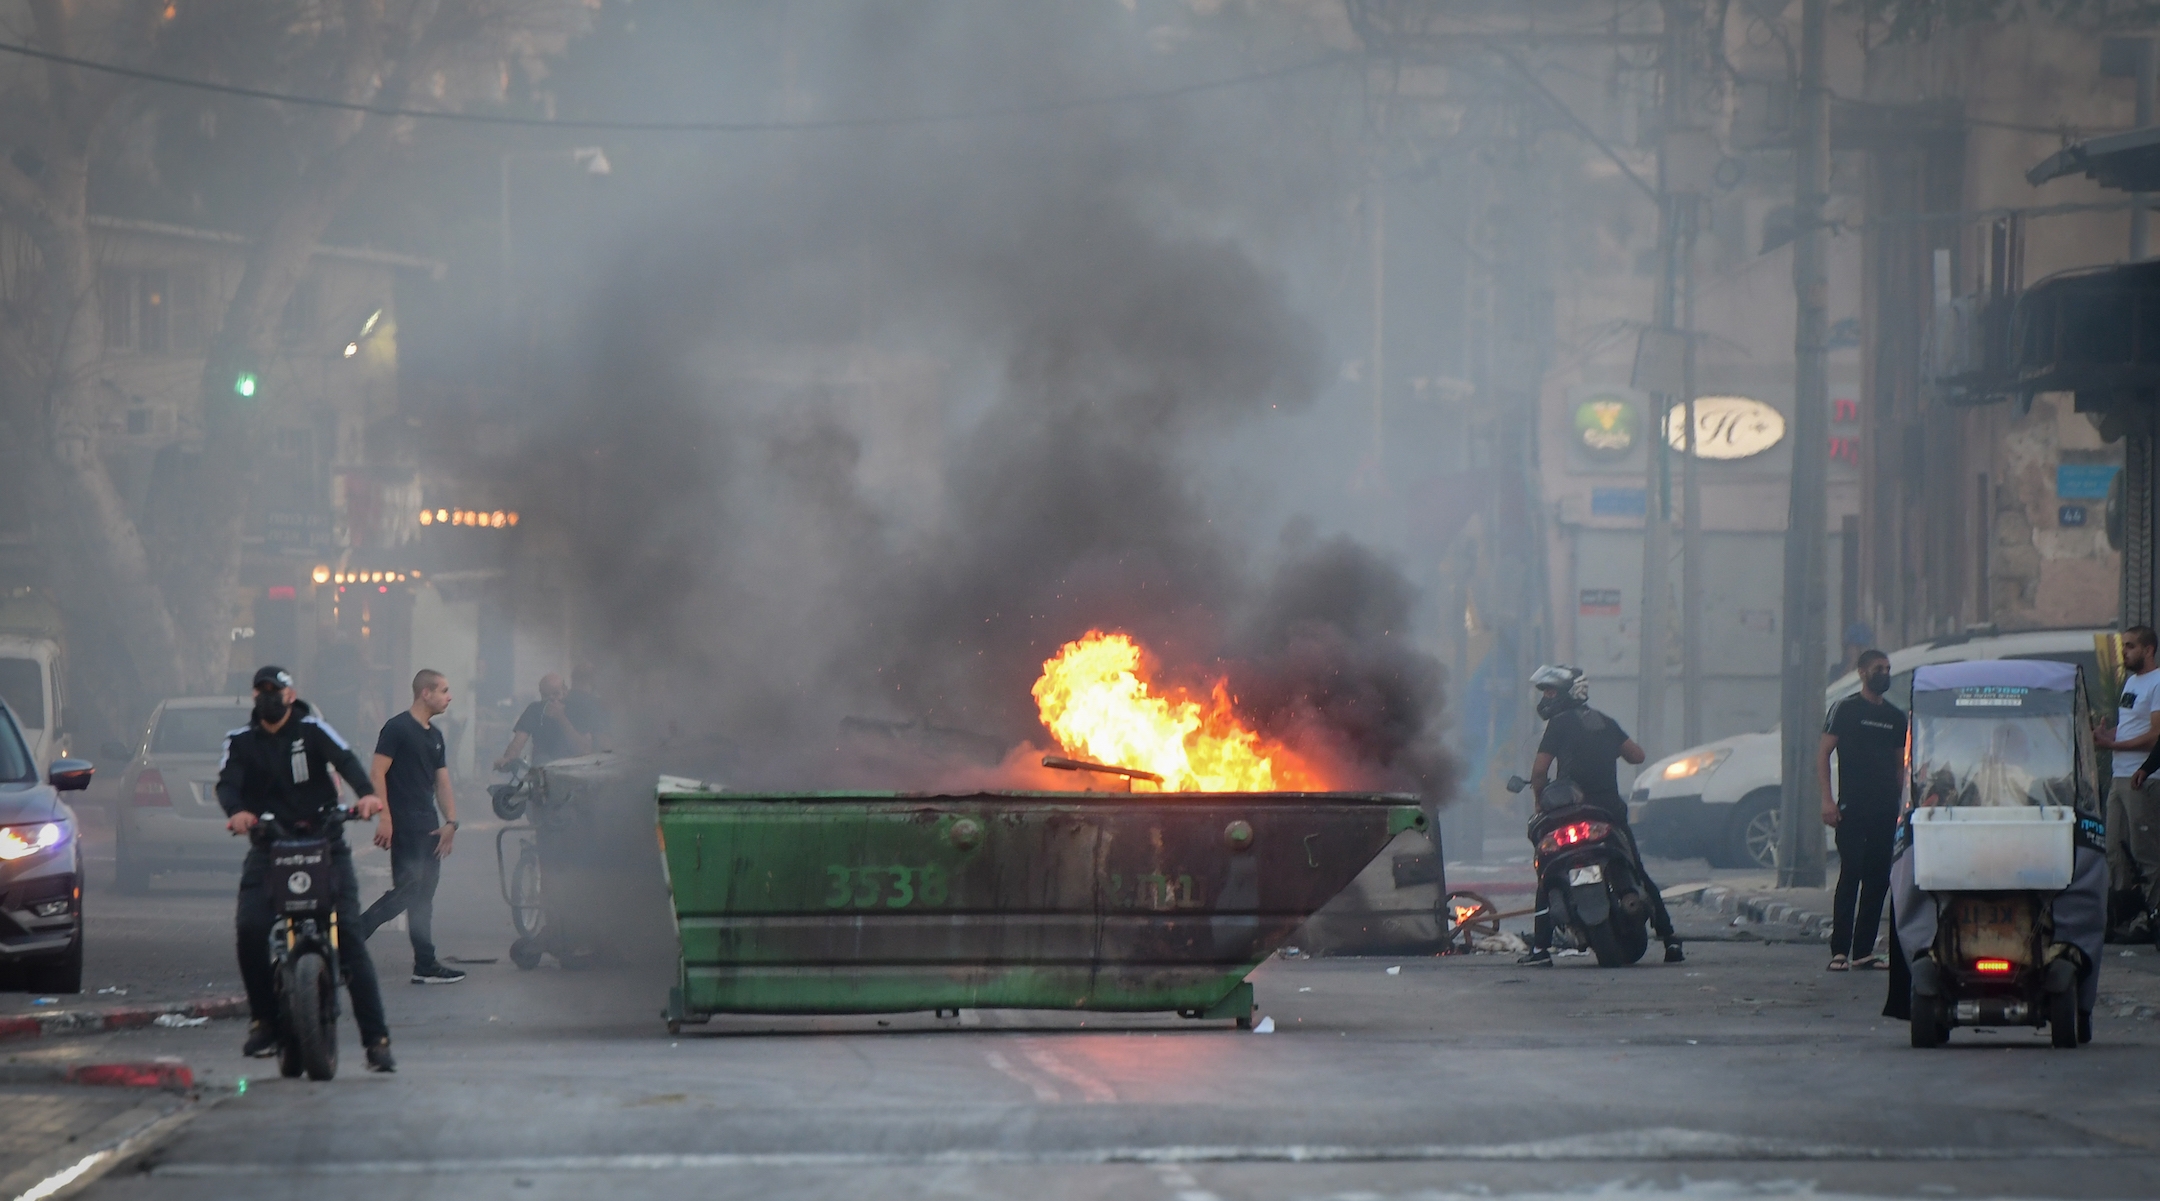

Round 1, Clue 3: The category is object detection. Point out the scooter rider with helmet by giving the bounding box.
[1517,664,1684,966]
[218,665,396,1072]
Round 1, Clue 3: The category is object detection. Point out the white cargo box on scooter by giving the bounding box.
[1910,806,2075,891]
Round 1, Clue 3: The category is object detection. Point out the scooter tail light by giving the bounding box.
[1537,819,1612,854]
[1973,958,2013,975]
[133,767,172,807]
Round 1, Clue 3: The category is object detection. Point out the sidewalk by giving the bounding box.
[0,995,248,1043]
[1676,873,1834,941]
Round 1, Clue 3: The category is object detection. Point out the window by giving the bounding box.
[169,267,207,351]
[99,269,181,353]
[100,269,133,349]
[138,269,168,352]
[0,657,43,728]
[153,706,247,754]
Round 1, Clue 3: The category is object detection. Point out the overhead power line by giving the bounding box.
[0,38,1349,133]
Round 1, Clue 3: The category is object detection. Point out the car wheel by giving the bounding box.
[1719,791,1781,872]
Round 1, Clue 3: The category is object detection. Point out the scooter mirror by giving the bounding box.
[1504,775,1529,794]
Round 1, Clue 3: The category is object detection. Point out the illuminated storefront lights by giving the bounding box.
[418,508,518,529]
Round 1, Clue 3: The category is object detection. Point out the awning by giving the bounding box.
[2027,125,2160,192]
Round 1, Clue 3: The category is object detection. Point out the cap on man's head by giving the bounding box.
[252,665,295,692]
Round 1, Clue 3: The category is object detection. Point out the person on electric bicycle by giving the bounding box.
[1517,665,1684,967]
[216,666,396,1072]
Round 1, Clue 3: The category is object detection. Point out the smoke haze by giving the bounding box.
[509,2,1454,799]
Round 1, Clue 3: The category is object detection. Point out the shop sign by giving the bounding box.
[1663,395,1786,460]
[1579,588,1622,616]
[1590,486,1646,517]
[1573,396,1637,460]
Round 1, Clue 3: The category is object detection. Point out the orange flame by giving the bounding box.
[1032,631,1316,792]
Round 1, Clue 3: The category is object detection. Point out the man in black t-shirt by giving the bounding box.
[1520,665,1682,966]
[359,670,465,984]
[1818,648,1908,971]
[494,673,592,768]
[1535,705,1634,813]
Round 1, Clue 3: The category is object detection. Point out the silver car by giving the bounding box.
[114,697,252,893]
[0,698,90,992]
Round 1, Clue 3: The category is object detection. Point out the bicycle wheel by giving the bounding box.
[510,846,544,940]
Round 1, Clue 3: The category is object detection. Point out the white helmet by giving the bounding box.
[1529,664,1589,714]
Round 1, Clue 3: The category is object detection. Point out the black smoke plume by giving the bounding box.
[512,3,1455,800]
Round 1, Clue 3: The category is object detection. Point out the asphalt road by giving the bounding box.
[19,811,2160,1200]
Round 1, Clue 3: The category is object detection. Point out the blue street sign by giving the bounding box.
[2056,463,2118,500]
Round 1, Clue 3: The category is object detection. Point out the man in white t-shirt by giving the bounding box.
[2097,626,2160,941]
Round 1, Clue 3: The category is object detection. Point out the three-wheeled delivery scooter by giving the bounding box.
[1892,659,2107,1048]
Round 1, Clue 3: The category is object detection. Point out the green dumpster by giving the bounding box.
[657,787,1426,1030]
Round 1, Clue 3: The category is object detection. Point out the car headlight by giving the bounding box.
[0,821,66,861]
[1660,749,1732,782]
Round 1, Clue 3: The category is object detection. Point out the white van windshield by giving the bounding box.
[0,657,42,728]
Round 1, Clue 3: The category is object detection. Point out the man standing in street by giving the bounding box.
[219,666,395,1070]
[1819,649,1907,971]
[2100,627,2160,942]
[360,670,466,984]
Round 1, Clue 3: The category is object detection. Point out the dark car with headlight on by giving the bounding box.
[0,697,90,992]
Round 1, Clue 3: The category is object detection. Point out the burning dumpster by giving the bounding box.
[658,787,1424,1030]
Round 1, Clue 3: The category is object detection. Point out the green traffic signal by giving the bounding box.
[234,371,258,398]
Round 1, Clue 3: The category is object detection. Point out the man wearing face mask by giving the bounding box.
[1819,649,1907,971]
[216,666,395,1072]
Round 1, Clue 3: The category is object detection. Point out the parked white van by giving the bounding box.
[1629,627,2112,869]
[0,634,66,774]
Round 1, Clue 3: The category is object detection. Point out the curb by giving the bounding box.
[1683,884,1833,941]
[0,1059,195,1092]
[0,996,247,1044]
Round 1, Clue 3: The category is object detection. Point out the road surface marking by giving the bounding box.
[980,1050,1060,1102]
[146,1128,2139,1177]
[1018,1041,1117,1103]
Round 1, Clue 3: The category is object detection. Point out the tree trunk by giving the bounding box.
[38,185,189,706]
[166,117,398,692]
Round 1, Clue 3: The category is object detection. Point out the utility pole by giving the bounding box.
[1682,220,1703,747]
[1638,0,1706,758]
[2134,38,2154,261]
[1777,0,1831,888]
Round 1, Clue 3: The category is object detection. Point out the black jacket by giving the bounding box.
[215,700,374,837]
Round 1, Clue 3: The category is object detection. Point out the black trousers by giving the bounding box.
[1831,809,1896,959]
[359,829,442,971]
[1532,806,1674,948]
[235,840,389,1047]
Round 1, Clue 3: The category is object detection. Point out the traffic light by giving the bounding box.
[233,371,258,398]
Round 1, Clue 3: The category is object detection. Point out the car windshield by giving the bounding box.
[0,707,34,782]
[153,706,247,755]
[1910,686,2082,812]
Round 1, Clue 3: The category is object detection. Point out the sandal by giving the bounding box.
[1852,954,1885,970]
[1827,954,1850,971]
